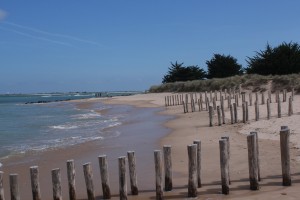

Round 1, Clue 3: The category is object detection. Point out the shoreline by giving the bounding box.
[0,95,172,200]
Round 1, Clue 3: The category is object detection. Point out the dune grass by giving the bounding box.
[149,74,300,93]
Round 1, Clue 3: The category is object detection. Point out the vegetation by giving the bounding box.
[149,73,300,93]
[162,61,206,83]
[206,54,243,79]
[246,42,300,75]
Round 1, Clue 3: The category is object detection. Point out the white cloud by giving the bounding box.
[0,9,7,21]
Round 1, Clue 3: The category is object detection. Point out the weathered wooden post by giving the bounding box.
[83,163,95,200]
[182,101,186,113]
[210,91,213,102]
[280,127,291,186]
[67,160,76,200]
[278,97,281,118]
[245,101,249,121]
[219,139,229,194]
[118,156,127,200]
[228,95,231,109]
[52,168,62,200]
[193,140,202,188]
[230,104,234,124]
[292,88,294,101]
[127,152,138,196]
[221,96,225,124]
[215,90,218,101]
[261,92,265,105]
[217,106,221,126]
[247,134,259,190]
[30,166,41,200]
[255,101,259,121]
[98,155,111,199]
[235,95,239,107]
[187,144,197,198]
[209,106,213,127]
[221,136,230,184]
[164,96,167,107]
[288,96,293,116]
[0,171,4,200]
[267,99,271,120]
[154,150,163,200]
[242,103,246,123]
[250,132,261,181]
[283,89,287,102]
[185,99,189,113]
[233,103,237,123]
[10,174,20,200]
[213,97,217,110]
[249,92,252,106]
[200,94,203,111]
[205,91,208,107]
[163,146,172,191]
[268,90,272,103]
[255,92,258,104]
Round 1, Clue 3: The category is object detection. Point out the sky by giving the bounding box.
[1,1,300,93]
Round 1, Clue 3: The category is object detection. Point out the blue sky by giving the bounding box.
[0,1,300,93]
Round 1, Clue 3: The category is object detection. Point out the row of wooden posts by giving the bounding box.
[209,94,294,127]
[164,89,294,113]
[0,126,292,200]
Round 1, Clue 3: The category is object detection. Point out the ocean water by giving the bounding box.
[0,92,139,165]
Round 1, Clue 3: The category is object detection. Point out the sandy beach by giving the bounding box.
[1,92,300,200]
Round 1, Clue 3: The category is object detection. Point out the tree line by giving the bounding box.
[162,42,300,83]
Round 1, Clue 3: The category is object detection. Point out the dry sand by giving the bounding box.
[1,92,300,200]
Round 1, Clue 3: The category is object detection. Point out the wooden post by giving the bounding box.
[249,93,252,106]
[209,106,213,127]
[9,174,20,200]
[193,140,202,188]
[219,139,229,194]
[217,106,221,126]
[210,91,213,102]
[230,104,234,124]
[268,91,272,103]
[261,92,265,105]
[163,146,172,191]
[67,160,76,200]
[228,95,231,109]
[221,136,230,184]
[247,134,259,190]
[245,101,249,122]
[288,96,293,116]
[213,97,216,110]
[267,99,271,120]
[154,150,163,200]
[127,151,138,195]
[242,103,246,123]
[250,132,261,181]
[255,101,259,121]
[255,92,258,104]
[280,127,291,186]
[292,88,294,101]
[187,144,197,198]
[98,155,111,199]
[233,103,237,123]
[221,96,225,124]
[83,163,95,200]
[118,156,127,200]
[52,168,62,200]
[182,101,186,113]
[0,172,4,200]
[278,97,281,118]
[30,166,41,200]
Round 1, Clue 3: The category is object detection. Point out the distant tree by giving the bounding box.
[162,61,206,83]
[246,42,300,75]
[206,54,243,79]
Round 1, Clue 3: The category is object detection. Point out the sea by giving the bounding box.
[0,92,141,167]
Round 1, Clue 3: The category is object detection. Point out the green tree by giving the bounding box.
[162,61,206,83]
[206,54,243,79]
[246,42,300,75]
